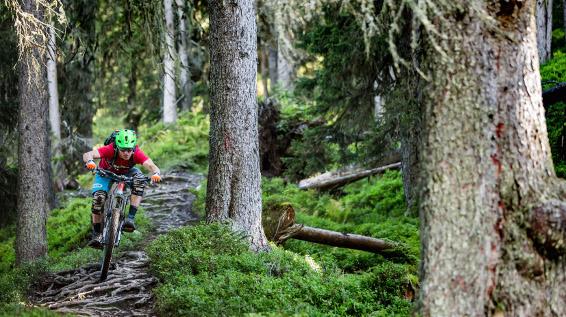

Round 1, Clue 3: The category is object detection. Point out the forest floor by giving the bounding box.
[31,170,203,316]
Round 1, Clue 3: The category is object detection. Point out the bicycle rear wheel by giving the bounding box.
[100,208,121,281]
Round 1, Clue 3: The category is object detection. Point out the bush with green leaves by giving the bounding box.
[147,223,414,316]
[540,51,566,178]
[139,111,210,172]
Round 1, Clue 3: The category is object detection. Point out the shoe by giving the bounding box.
[123,218,136,232]
[88,233,103,249]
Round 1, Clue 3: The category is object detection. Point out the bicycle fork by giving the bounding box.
[103,182,128,247]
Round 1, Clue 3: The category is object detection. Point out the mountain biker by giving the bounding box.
[82,129,162,249]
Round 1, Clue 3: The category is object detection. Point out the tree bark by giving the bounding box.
[16,0,50,265]
[417,1,565,315]
[176,0,193,112]
[162,0,177,124]
[536,0,553,63]
[206,0,269,252]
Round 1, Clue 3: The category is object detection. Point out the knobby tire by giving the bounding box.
[100,208,121,282]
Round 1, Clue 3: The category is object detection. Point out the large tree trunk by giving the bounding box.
[536,0,553,63]
[16,0,50,265]
[162,0,177,124]
[176,0,193,112]
[418,1,565,315]
[206,0,269,252]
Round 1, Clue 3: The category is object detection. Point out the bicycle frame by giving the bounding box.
[94,168,150,281]
[103,180,131,248]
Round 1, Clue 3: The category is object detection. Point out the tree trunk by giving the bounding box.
[418,1,565,315]
[276,39,294,91]
[176,0,193,112]
[536,0,553,63]
[16,0,50,265]
[162,0,177,124]
[260,45,269,98]
[58,0,96,176]
[268,46,277,90]
[47,24,61,143]
[47,21,65,191]
[206,0,269,252]
[124,0,141,131]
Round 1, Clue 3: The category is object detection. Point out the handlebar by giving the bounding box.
[94,168,152,185]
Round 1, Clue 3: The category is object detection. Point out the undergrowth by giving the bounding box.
[167,170,418,316]
[147,223,414,317]
[139,111,210,172]
[0,197,151,312]
[540,51,566,178]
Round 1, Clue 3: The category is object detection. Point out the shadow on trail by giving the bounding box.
[33,170,204,317]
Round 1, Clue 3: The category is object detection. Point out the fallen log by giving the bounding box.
[262,203,396,253]
[298,162,401,191]
[542,82,566,107]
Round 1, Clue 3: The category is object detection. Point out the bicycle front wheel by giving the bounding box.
[100,208,121,282]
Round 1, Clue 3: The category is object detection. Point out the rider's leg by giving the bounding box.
[124,168,145,231]
[89,174,111,247]
[91,190,107,232]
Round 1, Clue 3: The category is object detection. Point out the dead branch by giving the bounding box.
[298,162,401,190]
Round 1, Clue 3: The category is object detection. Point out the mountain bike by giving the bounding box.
[94,168,151,282]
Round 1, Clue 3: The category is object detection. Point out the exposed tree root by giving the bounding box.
[31,171,203,316]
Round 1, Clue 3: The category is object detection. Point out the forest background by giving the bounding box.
[0,0,565,316]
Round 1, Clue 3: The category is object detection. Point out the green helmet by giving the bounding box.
[115,129,137,150]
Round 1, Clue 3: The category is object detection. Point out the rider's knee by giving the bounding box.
[91,190,107,214]
[132,173,146,197]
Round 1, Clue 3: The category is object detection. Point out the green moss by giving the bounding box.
[0,304,69,316]
[147,224,413,316]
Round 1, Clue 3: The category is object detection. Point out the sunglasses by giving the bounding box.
[118,148,134,153]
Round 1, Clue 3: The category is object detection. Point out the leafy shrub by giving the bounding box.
[540,52,566,178]
[147,223,414,316]
[139,111,210,172]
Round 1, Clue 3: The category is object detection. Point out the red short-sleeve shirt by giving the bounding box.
[97,143,149,174]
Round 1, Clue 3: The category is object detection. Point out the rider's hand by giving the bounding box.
[85,160,96,170]
[151,172,162,183]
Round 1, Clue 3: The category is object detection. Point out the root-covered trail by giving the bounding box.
[34,171,203,316]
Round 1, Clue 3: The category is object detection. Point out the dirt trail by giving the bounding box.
[33,171,203,316]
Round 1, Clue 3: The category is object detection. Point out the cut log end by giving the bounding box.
[529,199,566,259]
[262,203,397,254]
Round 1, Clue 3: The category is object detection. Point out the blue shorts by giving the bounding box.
[91,168,142,194]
